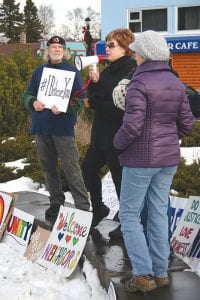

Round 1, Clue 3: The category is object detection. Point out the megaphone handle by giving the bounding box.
[71,79,92,98]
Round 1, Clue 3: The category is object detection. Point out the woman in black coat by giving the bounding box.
[82,28,136,234]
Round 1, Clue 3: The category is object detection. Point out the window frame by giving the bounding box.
[127,7,168,34]
[176,5,200,34]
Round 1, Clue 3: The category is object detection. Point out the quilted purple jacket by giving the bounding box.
[113,61,195,167]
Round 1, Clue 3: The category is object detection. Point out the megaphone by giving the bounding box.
[74,55,105,71]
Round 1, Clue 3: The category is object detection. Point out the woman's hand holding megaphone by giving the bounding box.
[89,64,100,83]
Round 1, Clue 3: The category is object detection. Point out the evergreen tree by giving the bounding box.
[23,0,42,42]
[12,46,42,82]
[0,55,27,136]
[0,48,42,137]
[0,0,23,42]
[181,121,200,146]
[172,158,200,197]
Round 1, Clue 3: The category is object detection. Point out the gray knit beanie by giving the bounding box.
[129,30,170,61]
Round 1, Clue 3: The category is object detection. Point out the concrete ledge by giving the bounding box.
[110,271,200,300]
[84,220,132,289]
[84,219,191,288]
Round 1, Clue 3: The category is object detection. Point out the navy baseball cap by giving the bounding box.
[47,36,66,48]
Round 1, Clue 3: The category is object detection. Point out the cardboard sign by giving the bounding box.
[2,208,34,254]
[37,206,93,277]
[0,191,15,239]
[37,67,75,112]
[171,197,200,259]
[24,226,51,262]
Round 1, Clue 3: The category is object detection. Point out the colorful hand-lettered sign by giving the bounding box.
[2,207,34,254]
[37,205,93,277]
[182,196,200,273]
[169,195,188,234]
[171,197,200,259]
[37,67,75,113]
[0,192,13,238]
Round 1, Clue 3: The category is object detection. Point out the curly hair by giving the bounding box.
[106,28,135,57]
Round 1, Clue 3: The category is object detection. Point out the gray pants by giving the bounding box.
[35,134,89,211]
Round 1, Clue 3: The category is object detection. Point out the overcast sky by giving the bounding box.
[19,0,101,30]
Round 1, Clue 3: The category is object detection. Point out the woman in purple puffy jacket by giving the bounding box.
[113,30,195,293]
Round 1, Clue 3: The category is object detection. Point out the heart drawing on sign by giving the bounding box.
[73,237,79,246]
[58,232,64,241]
[65,235,71,243]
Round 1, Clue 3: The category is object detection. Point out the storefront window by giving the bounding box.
[178,6,200,30]
[128,8,167,33]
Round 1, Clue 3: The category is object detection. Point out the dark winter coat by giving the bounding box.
[88,56,136,149]
[23,62,83,137]
[113,61,195,167]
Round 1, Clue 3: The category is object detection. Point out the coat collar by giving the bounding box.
[108,56,134,72]
[134,61,170,77]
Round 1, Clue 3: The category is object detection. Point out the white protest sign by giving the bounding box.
[37,206,93,277]
[182,196,200,273]
[102,172,119,219]
[37,67,75,112]
[171,197,200,259]
[183,231,200,273]
[2,207,34,254]
[0,192,13,236]
[169,195,188,234]
[108,281,117,300]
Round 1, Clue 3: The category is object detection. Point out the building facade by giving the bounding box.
[99,0,200,89]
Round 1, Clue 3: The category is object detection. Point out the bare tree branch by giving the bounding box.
[38,5,55,37]
[61,7,100,41]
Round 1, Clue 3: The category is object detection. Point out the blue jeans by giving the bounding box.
[141,196,171,243]
[119,166,177,277]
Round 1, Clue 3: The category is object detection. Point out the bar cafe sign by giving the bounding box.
[166,36,200,53]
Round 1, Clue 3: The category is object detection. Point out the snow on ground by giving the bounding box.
[0,176,108,300]
[0,147,199,299]
[0,243,107,300]
[180,147,200,165]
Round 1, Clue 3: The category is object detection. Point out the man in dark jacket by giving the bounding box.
[23,36,90,221]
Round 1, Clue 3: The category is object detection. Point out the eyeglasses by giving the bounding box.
[105,42,120,49]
